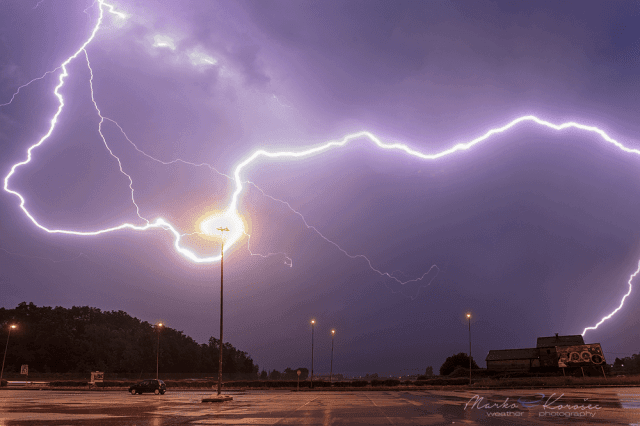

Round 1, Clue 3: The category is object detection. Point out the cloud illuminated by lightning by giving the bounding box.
[3,0,639,335]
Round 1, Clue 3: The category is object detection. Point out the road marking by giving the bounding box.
[365,393,396,425]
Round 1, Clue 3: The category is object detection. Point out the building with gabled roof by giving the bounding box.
[486,348,540,371]
[486,334,603,373]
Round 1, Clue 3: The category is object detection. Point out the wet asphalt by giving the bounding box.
[1,388,639,425]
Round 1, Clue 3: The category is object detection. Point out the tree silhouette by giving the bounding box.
[439,352,478,376]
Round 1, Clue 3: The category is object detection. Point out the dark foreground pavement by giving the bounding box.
[1,388,640,425]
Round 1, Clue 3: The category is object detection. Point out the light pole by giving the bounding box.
[217,227,229,396]
[1,324,17,385]
[310,319,315,388]
[156,323,163,380]
[466,313,471,385]
[330,329,335,383]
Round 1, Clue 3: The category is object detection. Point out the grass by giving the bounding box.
[470,375,640,388]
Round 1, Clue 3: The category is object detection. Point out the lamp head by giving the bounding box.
[311,319,315,325]
[331,329,335,335]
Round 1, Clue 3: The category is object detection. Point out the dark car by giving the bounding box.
[129,379,166,395]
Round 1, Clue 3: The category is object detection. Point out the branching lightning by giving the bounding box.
[3,0,639,334]
[0,68,61,107]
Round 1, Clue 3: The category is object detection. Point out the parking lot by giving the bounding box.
[1,388,640,425]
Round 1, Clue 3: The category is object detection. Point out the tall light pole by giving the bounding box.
[310,319,315,388]
[330,329,335,383]
[466,313,471,385]
[156,323,163,380]
[217,227,229,396]
[1,324,17,385]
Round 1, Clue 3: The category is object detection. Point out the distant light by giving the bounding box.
[311,319,315,324]
[466,313,471,319]
[10,324,16,329]
[331,329,335,334]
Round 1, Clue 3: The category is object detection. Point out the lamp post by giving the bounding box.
[217,227,229,396]
[310,319,315,388]
[466,313,471,385]
[1,324,17,385]
[156,323,163,380]
[330,329,335,383]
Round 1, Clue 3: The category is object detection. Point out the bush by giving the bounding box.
[412,377,465,386]
[350,380,369,387]
[49,381,89,387]
[164,380,217,388]
[96,381,134,388]
[440,353,479,376]
[449,366,470,378]
[0,379,6,387]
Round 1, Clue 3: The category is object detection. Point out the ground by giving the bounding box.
[1,388,639,425]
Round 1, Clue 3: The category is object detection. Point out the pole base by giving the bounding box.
[202,395,233,403]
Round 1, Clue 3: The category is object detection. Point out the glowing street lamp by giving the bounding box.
[310,319,315,388]
[156,323,163,380]
[330,329,335,383]
[1,324,17,385]
[466,313,472,385]
[217,227,229,396]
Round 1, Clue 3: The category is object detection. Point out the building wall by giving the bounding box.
[538,347,559,368]
[487,359,538,371]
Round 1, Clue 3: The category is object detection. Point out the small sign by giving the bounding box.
[90,371,104,383]
[297,370,301,376]
[20,365,28,375]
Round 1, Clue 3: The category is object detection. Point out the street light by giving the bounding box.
[156,323,163,380]
[1,324,17,385]
[466,313,471,385]
[330,329,335,383]
[217,227,229,396]
[310,319,315,388]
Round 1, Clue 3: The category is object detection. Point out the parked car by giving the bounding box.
[129,379,166,395]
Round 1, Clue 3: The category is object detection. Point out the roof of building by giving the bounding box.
[536,335,584,348]
[486,348,539,362]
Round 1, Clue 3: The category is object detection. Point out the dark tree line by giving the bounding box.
[613,354,640,374]
[0,303,259,378]
[259,367,309,380]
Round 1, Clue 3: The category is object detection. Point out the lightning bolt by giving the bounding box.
[580,261,640,336]
[0,68,61,107]
[3,0,638,334]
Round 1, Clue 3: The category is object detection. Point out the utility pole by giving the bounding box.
[310,319,315,388]
[467,313,472,386]
[156,323,163,380]
[1,325,16,385]
[330,329,335,383]
[217,227,229,396]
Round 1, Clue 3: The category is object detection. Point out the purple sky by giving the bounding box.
[2,0,640,376]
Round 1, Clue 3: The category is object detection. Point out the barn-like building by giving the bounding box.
[485,334,605,373]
